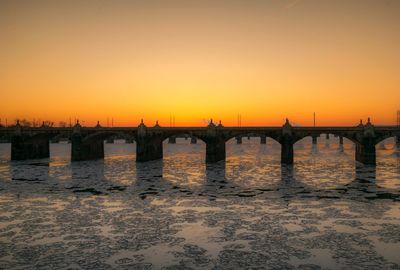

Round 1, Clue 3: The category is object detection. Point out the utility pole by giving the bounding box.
[313,112,316,127]
[397,110,400,127]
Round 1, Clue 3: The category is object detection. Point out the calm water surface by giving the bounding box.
[0,138,399,269]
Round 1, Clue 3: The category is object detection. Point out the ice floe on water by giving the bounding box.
[0,139,399,269]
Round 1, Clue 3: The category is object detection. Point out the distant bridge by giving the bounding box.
[0,119,399,165]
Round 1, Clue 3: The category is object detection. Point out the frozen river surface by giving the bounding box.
[0,138,399,269]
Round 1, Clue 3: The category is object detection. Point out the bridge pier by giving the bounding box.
[136,121,163,162]
[311,136,318,152]
[71,134,104,161]
[190,136,197,144]
[281,139,294,164]
[339,136,343,145]
[205,120,225,163]
[280,119,294,164]
[338,136,344,152]
[168,136,176,144]
[260,136,266,144]
[136,137,163,162]
[312,136,318,145]
[236,136,242,144]
[396,136,400,149]
[206,138,225,163]
[11,135,50,160]
[355,141,376,165]
[326,134,330,140]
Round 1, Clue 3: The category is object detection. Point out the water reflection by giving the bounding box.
[10,160,49,182]
[205,162,227,185]
[0,142,399,269]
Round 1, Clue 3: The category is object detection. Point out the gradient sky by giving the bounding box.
[0,0,399,127]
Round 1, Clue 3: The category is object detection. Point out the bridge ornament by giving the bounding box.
[363,118,375,137]
[154,120,161,128]
[14,120,22,136]
[282,118,292,136]
[207,119,217,136]
[357,119,364,129]
[137,119,147,137]
[73,120,81,134]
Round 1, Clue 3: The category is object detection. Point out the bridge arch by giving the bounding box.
[374,133,400,147]
[82,131,136,143]
[161,132,206,144]
[223,132,281,145]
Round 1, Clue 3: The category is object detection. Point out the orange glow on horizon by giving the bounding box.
[1,1,399,127]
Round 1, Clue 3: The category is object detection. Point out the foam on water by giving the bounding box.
[0,138,399,269]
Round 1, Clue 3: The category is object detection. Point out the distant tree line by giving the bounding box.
[13,119,55,127]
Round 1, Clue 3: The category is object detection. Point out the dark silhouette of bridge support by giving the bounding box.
[312,136,318,145]
[190,136,197,144]
[205,120,225,163]
[236,136,242,144]
[206,138,225,163]
[11,136,49,160]
[71,134,104,161]
[311,135,318,152]
[338,136,344,152]
[280,119,294,164]
[281,139,294,164]
[355,141,376,165]
[71,122,104,161]
[11,121,50,160]
[136,137,163,162]
[355,119,376,165]
[168,136,176,144]
[260,135,266,144]
[136,121,163,162]
[396,136,400,149]
[326,134,330,140]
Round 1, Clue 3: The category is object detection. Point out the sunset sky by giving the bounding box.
[0,0,399,127]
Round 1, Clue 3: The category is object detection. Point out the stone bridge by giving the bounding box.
[1,119,399,165]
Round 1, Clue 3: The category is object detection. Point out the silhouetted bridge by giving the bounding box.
[0,119,399,165]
